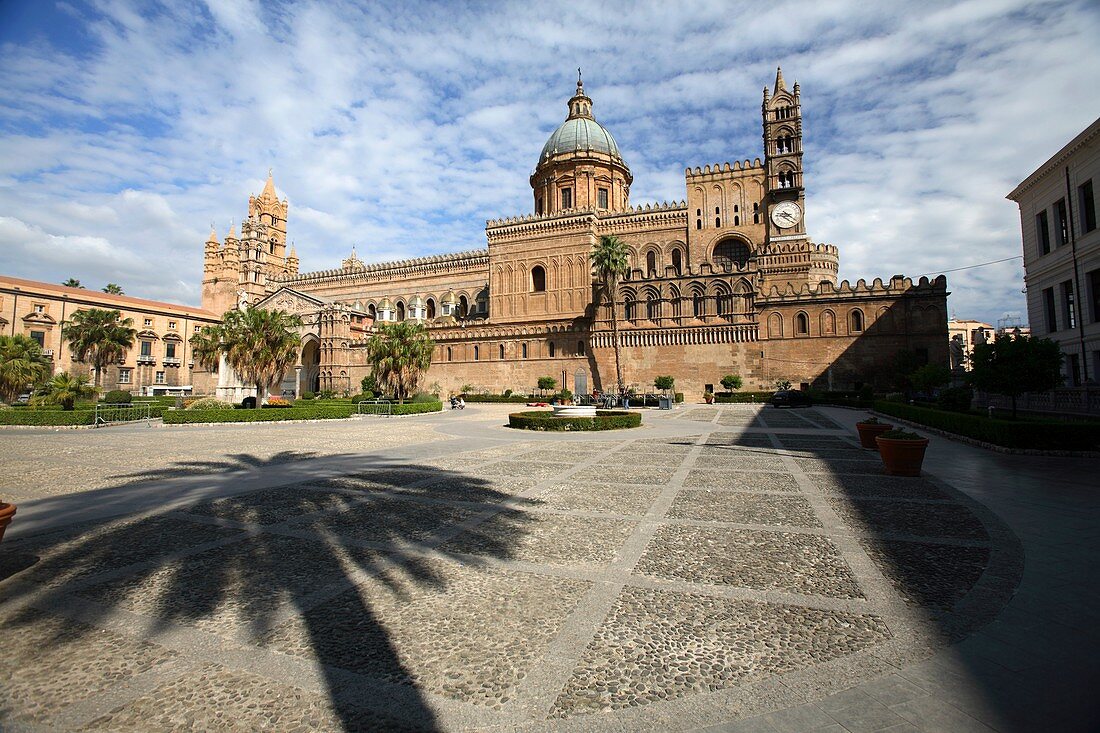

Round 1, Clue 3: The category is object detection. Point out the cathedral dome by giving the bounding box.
[539,117,624,164]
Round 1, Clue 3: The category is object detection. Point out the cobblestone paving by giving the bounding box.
[0,404,1023,732]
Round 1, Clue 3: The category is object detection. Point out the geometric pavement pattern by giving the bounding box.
[0,405,1023,732]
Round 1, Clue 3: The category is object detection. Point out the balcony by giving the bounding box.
[136,355,156,365]
[163,357,181,367]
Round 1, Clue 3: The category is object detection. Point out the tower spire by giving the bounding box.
[261,168,277,200]
[567,69,593,120]
[773,66,786,94]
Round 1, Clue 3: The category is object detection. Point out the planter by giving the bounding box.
[875,435,930,476]
[0,502,16,543]
[856,421,893,450]
[704,395,715,404]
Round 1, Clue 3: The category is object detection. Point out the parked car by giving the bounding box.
[770,389,812,407]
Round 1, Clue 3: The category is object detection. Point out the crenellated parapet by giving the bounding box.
[685,159,764,179]
[760,274,948,302]
[277,249,489,287]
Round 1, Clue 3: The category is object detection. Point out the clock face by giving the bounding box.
[771,201,802,229]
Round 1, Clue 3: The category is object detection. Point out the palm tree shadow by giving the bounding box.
[0,454,540,731]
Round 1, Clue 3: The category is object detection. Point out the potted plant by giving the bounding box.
[559,389,573,405]
[855,416,894,450]
[876,429,930,476]
[0,499,15,544]
[704,391,715,405]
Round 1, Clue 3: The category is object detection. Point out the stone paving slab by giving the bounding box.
[667,490,822,527]
[536,481,663,515]
[683,470,801,492]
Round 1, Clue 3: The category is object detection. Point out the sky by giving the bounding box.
[0,0,1097,327]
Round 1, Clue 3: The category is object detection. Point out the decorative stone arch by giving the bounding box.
[622,287,638,323]
[794,310,810,336]
[711,280,734,319]
[688,281,707,318]
[821,309,836,336]
[394,299,406,322]
[530,263,547,292]
[425,296,437,320]
[767,312,784,339]
[669,283,682,319]
[711,234,753,270]
[641,244,661,278]
[666,241,686,276]
[457,293,470,318]
[848,308,865,334]
[641,285,661,322]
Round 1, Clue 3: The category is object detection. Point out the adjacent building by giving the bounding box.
[0,276,219,395]
[1009,117,1100,386]
[200,69,949,399]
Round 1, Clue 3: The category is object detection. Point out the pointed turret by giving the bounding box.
[260,168,278,200]
[773,66,786,95]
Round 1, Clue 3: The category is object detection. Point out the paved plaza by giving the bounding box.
[0,405,1097,732]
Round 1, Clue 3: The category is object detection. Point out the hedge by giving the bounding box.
[390,401,443,415]
[164,406,357,424]
[713,391,774,403]
[464,394,533,403]
[0,410,96,426]
[873,400,1100,451]
[508,410,641,431]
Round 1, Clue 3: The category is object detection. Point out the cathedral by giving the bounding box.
[199,69,948,399]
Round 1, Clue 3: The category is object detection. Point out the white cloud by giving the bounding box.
[0,0,1096,326]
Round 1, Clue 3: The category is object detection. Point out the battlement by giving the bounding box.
[278,249,489,285]
[685,159,764,178]
[761,274,948,301]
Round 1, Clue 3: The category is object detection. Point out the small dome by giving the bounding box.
[539,117,624,164]
[441,290,458,305]
[409,294,424,307]
[379,297,393,309]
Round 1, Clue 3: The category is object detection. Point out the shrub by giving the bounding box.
[164,405,357,423]
[0,409,96,426]
[654,375,675,391]
[391,401,442,415]
[318,390,336,400]
[713,391,773,403]
[674,392,684,403]
[300,390,316,400]
[773,379,792,391]
[559,389,573,402]
[937,386,973,413]
[508,410,641,431]
[186,397,233,410]
[411,392,438,403]
[879,429,924,440]
[351,392,378,403]
[874,400,1100,451]
[503,388,513,398]
[462,394,531,403]
[720,374,743,391]
[103,390,132,404]
[266,396,291,406]
[240,396,257,409]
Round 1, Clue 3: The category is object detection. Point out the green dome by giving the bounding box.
[539,116,624,164]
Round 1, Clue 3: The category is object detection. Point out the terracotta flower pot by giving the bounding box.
[0,502,16,544]
[704,395,714,404]
[875,436,929,477]
[856,421,893,450]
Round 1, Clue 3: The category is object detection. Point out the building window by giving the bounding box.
[561,187,572,209]
[1080,179,1096,234]
[155,371,165,384]
[143,318,152,327]
[696,219,702,230]
[474,345,479,360]
[396,302,405,321]
[1043,287,1057,332]
[447,346,452,361]
[1089,269,1100,323]
[713,239,751,268]
[753,203,760,224]
[165,342,176,359]
[715,217,721,227]
[194,324,201,332]
[849,309,864,333]
[671,249,682,276]
[549,341,556,357]
[1054,199,1069,247]
[598,188,608,209]
[1062,280,1076,329]
[577,340,585,356]
[140,341,153,357]
[692,291,705,318]
[1036,210,1051,255]
[30,330,45,347]
[499,344,505,360]
[169,321,176,330]
[119,368,132,384]
[795,312,809,335]
[458,295,468,318]
[531,265,546,292]
[522,343,528,359]
[426,298,436,320]
[34,304,44,313]
[646,251,656,276]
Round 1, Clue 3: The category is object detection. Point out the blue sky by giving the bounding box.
[0,0,1097,326]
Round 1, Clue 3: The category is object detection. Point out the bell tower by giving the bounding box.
[762,67,807,243]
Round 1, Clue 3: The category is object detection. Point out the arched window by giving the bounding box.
[474,345,480,360]
[458,295,469,318]
[646,291,661,321]
[367,304,376,319]
[549,341,556,357]
[577,340,585,356]
[426,299,436,319]
[499,344,505,360]
[624,292,637,322]
[692,288,705,318]
[713,239,751,269]
[671,249,682,276]
[753,203,760,224]
[795,312,809,335]
[670,285,682,320]
[696,219,702,230]
[531,265,546,292]
[522,343,528,359]
[396,302,405,321]
[849,309,865,333]
[447,346,452,361]
[646,251,656,277]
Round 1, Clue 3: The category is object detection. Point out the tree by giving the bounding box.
[190,306,302,404]
[364,322,434,402]
[0,334,52,403]
[62,278,84,289]
[360,374,379,395]
[62,308,136,389]
[720,374,743,392]
[968,334,1064,418]
[774,378,792,391]
[103,283,124,295]
[592,234,630,392]
[537,376,557,395]
[654,375,675,395]
[908,364,950,396]
[34,372,95,411]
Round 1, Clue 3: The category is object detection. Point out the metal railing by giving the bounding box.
[94,402,153,427]
[356,399,393,417]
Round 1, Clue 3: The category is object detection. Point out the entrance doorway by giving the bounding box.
[574,368,588,396]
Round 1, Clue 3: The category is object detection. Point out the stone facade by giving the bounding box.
[201,69,949,399]
[0,275,220,395]
[1008,116,1100,386]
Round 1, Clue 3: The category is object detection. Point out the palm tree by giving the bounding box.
[62,308,136,390]
[0,334,52,403]
[34,372,95,411]
[191,307,301,404]
[364,322,434,402]
[62,278,84,288]
[103,283,124,295]
[592,234,631,393]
